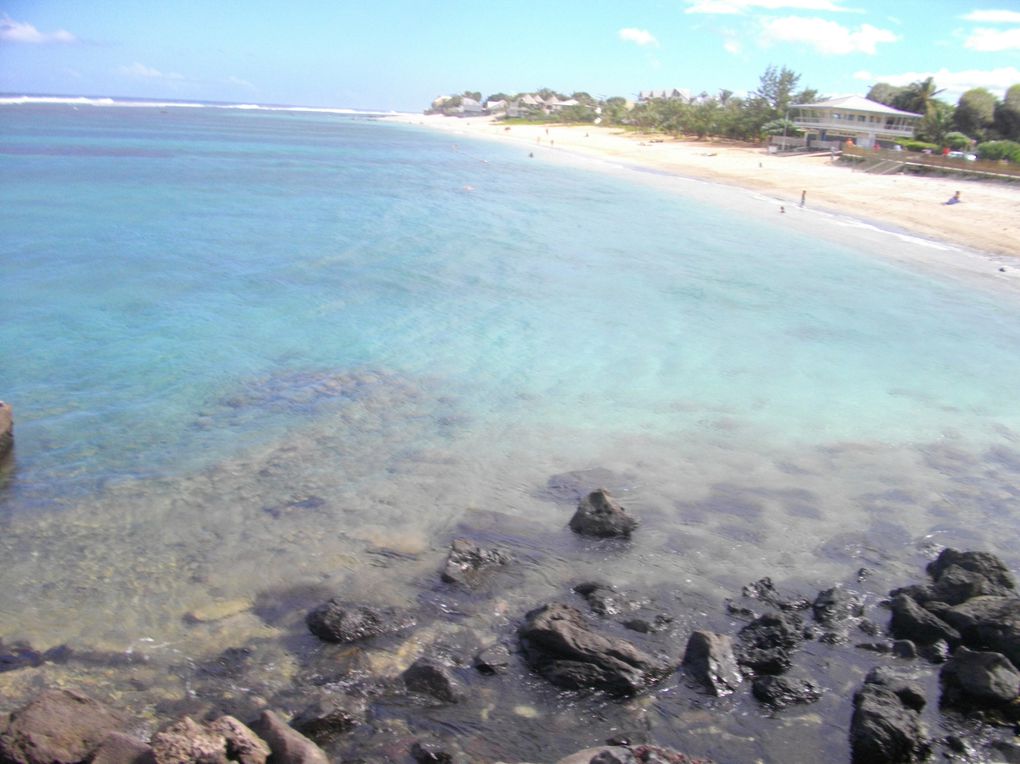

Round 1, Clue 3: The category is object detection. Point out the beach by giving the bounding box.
[387,114,1020,262]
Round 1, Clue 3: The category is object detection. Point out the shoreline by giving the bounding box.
[384,113,1020,268]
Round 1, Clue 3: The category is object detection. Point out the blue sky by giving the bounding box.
[1,1,1018,111]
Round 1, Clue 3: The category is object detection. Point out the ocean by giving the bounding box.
[2,100,1020,760]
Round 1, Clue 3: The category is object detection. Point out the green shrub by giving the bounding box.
[899,139,940,153]
[976,140,1020,162]
[943,132,972,150]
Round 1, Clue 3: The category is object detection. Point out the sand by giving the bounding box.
[386,114,1020,265]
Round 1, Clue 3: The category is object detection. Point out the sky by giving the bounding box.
[1,1,1018,112]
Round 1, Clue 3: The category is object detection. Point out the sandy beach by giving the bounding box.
[388,114,1020,263]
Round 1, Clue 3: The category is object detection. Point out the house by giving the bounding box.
[789,95,922,149]
[638,89,690,103]
[506,94,545,118]
[545,97,580,112]
[459,98,483,116]
[484,99,508,113]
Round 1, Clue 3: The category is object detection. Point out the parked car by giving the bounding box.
[947,151,977,161]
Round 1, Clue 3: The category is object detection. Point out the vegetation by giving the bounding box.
[976,140,1020,163]
[431,68,1020,162]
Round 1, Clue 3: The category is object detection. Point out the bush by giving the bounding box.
[943,132,972,150]
[899,139,940,153]
[976,140,1020,162]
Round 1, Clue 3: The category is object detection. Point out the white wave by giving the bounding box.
[0,94,394,116]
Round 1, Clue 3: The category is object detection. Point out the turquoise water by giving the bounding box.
[3,103,1020,758]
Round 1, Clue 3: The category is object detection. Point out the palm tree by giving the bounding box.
[896,77,944,117]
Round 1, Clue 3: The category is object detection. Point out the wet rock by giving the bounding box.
[209,716,270,764]
[402,657,464,703]
[751,672,822,708]
[735,612,805,675]
[574,582,633,616]
[555,745,713,764]
[888,594,961,646]
[927,549,1017,591]
[0,401,12,460]
[850,669,927,764]
[249,711,329,764]
[622,615,672,634]
[474,643,512,675]
[410,740,453,763]
[289,697,365,742]
[569,489,638,538]
[150,717,229,764]
[930,564,1014,606]
[682,631,742,696]
[940,646,1020,710]
[440,538,511,586]
[0,640,43,672]
[305,599,409,644]
[941,596,1020,668]
[812,585,863,627]
[864,666,927,712]
[0,688,126,764]
[91,732,156,764]
[541,468,635,504]
[518,602,672,696]
[740,577,811,612]
[893,640,919,659]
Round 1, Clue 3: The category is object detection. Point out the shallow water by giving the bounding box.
[2,104,1020,760]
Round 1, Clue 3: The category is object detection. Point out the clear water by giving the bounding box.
[3,104,1020,759]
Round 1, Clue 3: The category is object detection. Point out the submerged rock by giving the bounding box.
[289,697,365,743]
[813,585,863,627]
[741,577,811,612]
[682,631,742,696]
[752,672,822,709]
[249,711,329,764]
[569,489,638,538]
[518,602,671,696]
[401,657,464,703]
[305,600,410,644]
[440,538,511,587]
[0,401,11,460]
[736,612,805,675]
[555,745,714,763]
[0,689,127,764]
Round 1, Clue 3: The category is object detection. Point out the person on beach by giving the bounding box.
[800,190,806,207]
[780,206,785,214]
[944,191,962,205]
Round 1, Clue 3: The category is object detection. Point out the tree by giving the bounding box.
[994,84,1020,141]
[794,88,819,105]
[894,77,944,116]
[866,82,905,107]
[916,100,955,145]
[754,65,801,118]
[601,96,629,125]
[570,91,597,106]
[954,88,998,141]
[485,92,511,104]
[463,91,482,102]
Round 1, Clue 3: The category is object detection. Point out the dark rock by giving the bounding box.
[440,538,511,586]
[410,740,452,763]
[850,671,927,763]
[589,750,637,764]
[736,612,805,675]
[889,584,935,605]
[518,602,672,696]
[289,696,364,742]
[149,717,228,764]
[473,643,512,675]
[812,585,863,627]
[931,564,1014,605]
[402,657,464,703]
[305,600,409,644]
[0,688,126,764]
[682,631,742,696]
[856,642,892,654]
[751,672,822,708]
[918,640,951,664]
[940,646,1020,709]
[541,468,635,504]
[249,711,329,764]
[942,596,1020,668]
[988,740,1020,763]
[888,594,961,646]
[574,582,634,616]
[892,640,918,659]
[927,549,1017,591]
[0,401,12,460]
[569,489,638,538]
[740,577,811,612]
[555,745,714,764]
[858,619,880,637]
[91,733,156,764]
[864,666,926,712]
[623,616,671,634]
[0,640,43,673]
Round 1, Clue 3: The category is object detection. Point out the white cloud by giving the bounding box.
[965,27,1020,51]
[724,39,743,54]
[0,14,76,44]
[761,16,897,53]
[118,62,185,81]
[619,27,659,46]
[962,10,1020,23]
[853,66,1020,100]
[685,0,854,14]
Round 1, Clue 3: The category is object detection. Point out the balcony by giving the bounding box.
[792,116,917,139]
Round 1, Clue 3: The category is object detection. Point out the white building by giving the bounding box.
[790,96,922,149]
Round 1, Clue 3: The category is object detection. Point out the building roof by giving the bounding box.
[790,95,921,118]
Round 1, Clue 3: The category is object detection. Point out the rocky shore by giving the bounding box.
[5,483,1020,763]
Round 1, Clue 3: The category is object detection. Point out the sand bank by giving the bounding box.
[386,114,1019,264]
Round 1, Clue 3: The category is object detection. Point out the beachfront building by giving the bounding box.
[789,96,922,149]
[638,88,690,103]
